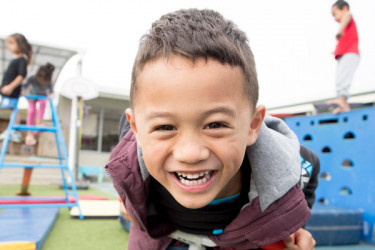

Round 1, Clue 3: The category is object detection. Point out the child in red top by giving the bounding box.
[328,0,360,114]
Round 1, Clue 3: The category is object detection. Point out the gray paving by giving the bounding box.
[316,243,375,249]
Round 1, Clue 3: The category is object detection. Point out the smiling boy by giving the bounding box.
[131,56,260,209]
[107,9,318,249]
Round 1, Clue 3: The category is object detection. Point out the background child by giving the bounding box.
[328,0,360,113]
[0,33,33,142]
[22,63,55,145]
[107,9,318,250]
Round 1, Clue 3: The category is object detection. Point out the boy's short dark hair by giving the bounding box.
[130,8,258,110]
[333,0,349,10]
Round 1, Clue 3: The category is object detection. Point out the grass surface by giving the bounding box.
[0,185,129,250]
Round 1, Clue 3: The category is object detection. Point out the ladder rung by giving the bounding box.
[11,124,57,132]
[0,162,68,169]
[0,203,79,209]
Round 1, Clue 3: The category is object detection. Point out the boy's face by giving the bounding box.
[332,5,347,23]
[127,55,264,209]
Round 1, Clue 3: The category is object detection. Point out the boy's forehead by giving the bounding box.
[137,56,245,89]
[134,55,250,106]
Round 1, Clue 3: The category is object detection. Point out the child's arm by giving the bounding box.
[48,82,54,97]
[262,228,315,250]
[283,228,315,250]
[336,12,352,40]
[1,75,24,95]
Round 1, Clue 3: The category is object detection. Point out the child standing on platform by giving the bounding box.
[0,33,33,142]
[22,63,55,146]
[329,0,360,114]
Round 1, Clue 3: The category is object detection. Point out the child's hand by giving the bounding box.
[336,31,343,40]
[283,228,315,250]
[120,201,137,225]
[1,85,13,95]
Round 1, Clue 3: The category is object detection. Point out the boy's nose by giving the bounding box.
[173,133,210,164]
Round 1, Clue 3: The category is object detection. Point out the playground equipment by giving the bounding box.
[0,95,83,219]
[285,107,375,244]
[0,207,60,250]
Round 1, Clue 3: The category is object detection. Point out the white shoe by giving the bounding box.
[0,131,7,140]
[10,130,22,143]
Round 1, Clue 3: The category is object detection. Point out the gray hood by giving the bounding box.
[247,115,301,211]
[137,115,301,212]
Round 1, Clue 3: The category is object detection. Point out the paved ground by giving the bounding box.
[316,244,375,249]
[91,182,118,196]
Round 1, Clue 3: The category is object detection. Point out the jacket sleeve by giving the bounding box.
[299,145,320,209]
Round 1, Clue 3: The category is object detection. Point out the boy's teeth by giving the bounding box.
[176,171,212,185]
[187,173,199,179]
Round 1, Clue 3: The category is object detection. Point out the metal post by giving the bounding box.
[68,96,78,183]
[98,107,104,152]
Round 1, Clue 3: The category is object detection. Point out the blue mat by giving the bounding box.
[0,208,59,250]
[306,204,363,246]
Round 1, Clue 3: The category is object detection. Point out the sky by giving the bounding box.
[1,0,375,108]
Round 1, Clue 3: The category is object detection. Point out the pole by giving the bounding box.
[68,96,78,183]
[76,96,84,180]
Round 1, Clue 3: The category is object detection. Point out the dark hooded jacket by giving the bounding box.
[106,115,320,249]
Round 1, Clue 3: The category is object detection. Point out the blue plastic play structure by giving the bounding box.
[285,107,375,244]
[0,95,83,219]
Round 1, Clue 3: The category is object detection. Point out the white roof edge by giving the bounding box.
[267,90,375,115]
[98,91,129,101]
[0,36,83,54]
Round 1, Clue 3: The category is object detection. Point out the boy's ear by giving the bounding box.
[125,108,141,146]
[247,105,266,146]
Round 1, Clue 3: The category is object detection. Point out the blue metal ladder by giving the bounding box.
[0,95,83,219]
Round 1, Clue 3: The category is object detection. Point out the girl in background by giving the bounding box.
[22,63,55,146]
[0,33,33,142]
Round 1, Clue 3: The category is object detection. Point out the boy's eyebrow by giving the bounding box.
[202,107,237,118]
[145,107,236,120]
[146,111,174,120]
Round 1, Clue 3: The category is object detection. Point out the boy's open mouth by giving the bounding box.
[174,170,214,186]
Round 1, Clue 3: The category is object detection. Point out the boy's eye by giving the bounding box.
[205,122,226,129]
[155,125,175,131]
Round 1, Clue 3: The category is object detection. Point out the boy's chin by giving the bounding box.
[173,194,214,209]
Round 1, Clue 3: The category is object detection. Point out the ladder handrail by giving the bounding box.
[0,95,83,219]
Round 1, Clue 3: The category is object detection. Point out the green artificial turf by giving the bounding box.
[0,185,129,250]
[43,207,129,250]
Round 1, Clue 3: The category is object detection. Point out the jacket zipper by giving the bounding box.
[105,167,148,231]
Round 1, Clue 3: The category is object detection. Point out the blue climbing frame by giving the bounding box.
[0,95,83,219]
